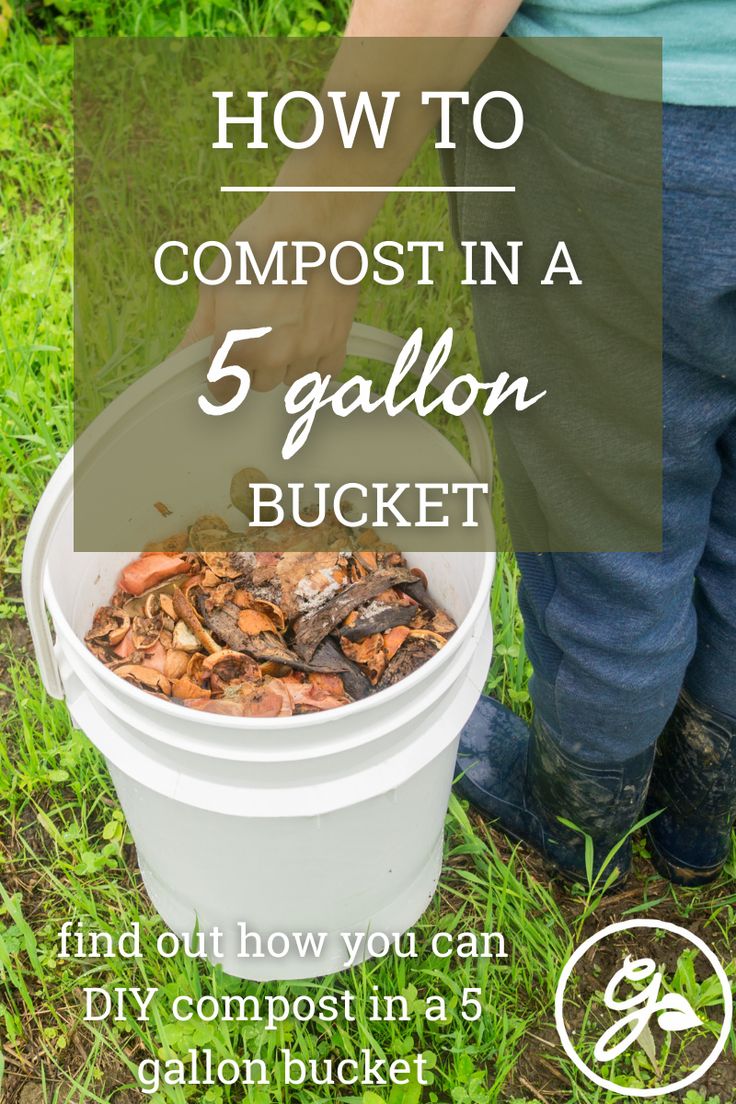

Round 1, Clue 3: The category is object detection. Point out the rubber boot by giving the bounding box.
[645,691,736,886]
[455,695,655,885]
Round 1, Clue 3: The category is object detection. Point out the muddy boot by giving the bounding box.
[645,691,736,886]
[455,695,655,885]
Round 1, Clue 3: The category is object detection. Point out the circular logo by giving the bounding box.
[555,919,733,1098]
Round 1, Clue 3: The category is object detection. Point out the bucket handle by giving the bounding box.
[22,323,493,700]
[22,450,74,699]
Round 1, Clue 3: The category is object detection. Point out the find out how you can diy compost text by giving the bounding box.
[58,919,508,1094]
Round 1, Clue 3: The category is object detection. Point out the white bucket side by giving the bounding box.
[23,324,497,980]
[123,760,451,981]
[63,610,492,817]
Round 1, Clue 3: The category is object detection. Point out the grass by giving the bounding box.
[1,4,735,1103]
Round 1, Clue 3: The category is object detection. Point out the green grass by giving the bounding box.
[1,5,735,1104]
[0,17,72,578]
[3,652,734,1102]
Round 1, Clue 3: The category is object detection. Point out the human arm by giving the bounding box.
[180,0,522,390]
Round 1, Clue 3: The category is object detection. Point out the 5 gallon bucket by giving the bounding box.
[22,324,495,980]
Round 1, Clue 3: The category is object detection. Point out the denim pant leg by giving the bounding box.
[517,103,736,763]
[519,380,732,762]
[685,420,736,717]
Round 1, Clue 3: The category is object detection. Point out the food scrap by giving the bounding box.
[85,516,456,717]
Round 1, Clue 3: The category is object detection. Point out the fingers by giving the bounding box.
[200,343,345,403]
[283,357,320,388]
[245,344,347,394]
[317,343,349,381]
[250,363,289,393]
[281,339,348,389]
[207,331,292,397]
[183,278,353,397]
[246,339,291,393]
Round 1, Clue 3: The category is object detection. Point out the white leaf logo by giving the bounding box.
[593,956,703,1064]
[656,993,703,1033]
[555,919,733,1098]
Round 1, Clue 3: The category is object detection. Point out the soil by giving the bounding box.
[461,816,736,1104]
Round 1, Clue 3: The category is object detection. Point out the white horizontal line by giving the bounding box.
[220,185,515,193]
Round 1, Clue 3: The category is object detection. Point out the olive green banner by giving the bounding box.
[74,37,661,554]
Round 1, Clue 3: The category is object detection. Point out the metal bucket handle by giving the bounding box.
[22,322,493,699]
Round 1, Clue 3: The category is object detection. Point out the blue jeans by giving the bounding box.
[519,103,736,761]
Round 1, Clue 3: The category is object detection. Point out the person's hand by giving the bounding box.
[178,198,361,394]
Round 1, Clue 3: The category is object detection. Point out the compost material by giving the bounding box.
[85,518,456,717]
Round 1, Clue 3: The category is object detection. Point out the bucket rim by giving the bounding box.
[26,324,495,711]
[45,549,496,731]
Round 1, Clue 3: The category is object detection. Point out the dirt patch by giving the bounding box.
[0,614,32,715]
[489,827,736,1102]
[0,613,32,661]
[4,1061,140,1104]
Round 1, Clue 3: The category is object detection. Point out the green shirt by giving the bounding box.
[509,1,736,105]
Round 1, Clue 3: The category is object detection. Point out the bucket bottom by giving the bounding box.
[137,838,444,982]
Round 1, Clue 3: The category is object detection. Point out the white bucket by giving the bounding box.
[22,324,495,980]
